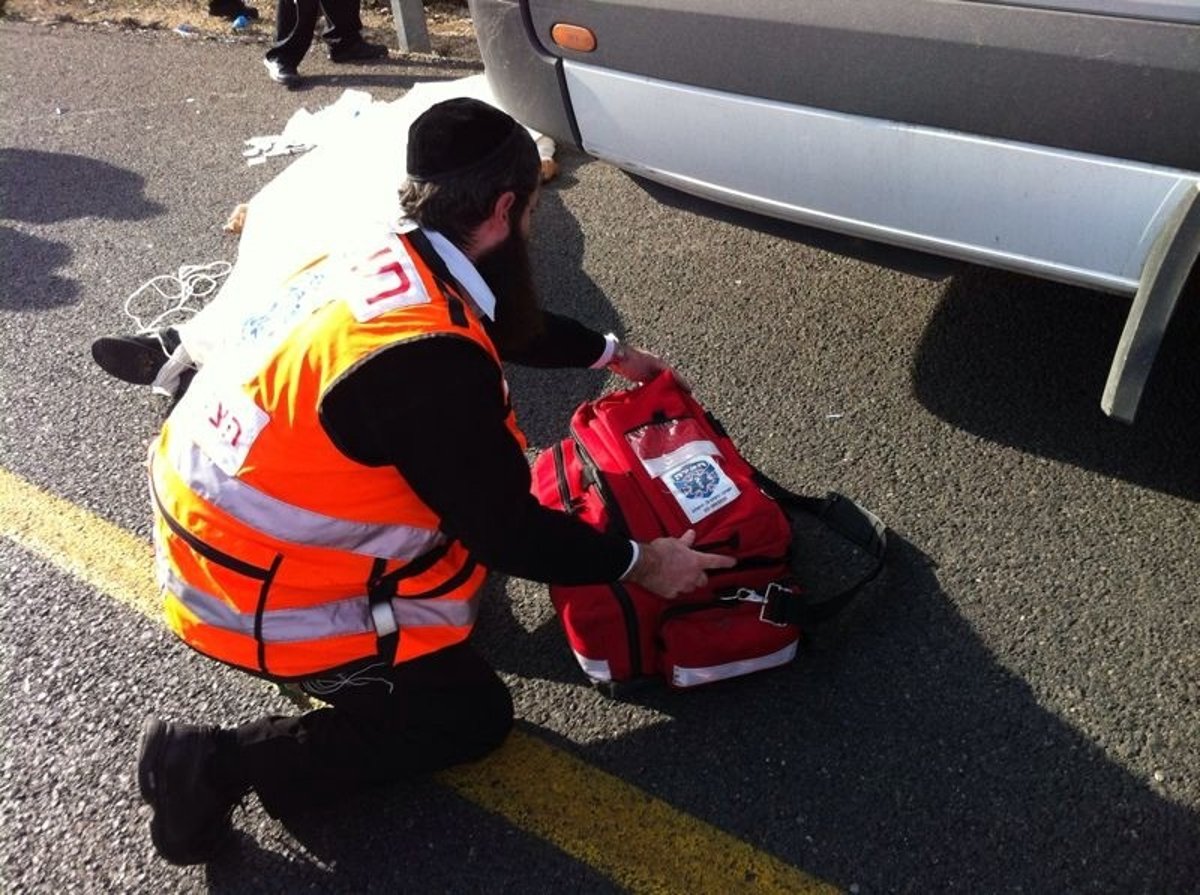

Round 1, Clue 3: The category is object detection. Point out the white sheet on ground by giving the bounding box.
[178,74,555,367]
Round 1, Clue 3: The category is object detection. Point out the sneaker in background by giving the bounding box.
[264,57,302,88]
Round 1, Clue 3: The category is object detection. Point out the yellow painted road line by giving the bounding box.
[445,733,835,894]
[0,467,161,620]
[0,467,838,894]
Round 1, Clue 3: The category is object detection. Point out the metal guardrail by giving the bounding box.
[389,0,432,52]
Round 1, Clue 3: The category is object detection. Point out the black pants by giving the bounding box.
[227,641,514,816]
[267,0,364,66]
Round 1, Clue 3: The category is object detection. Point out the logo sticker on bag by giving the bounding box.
[662,456,740,522]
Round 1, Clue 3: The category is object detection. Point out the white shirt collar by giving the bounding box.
[418,227,498,321]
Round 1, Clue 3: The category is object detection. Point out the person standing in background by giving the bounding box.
[264,0,388,88]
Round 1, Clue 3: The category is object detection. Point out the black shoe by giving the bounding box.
[264,57,302,87]
[209,0,259,20]
[91,328,180,385]
[138,717,242,866]
[328,40,389,63]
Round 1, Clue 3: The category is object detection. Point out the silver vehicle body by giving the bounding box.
[470,0,1200,421]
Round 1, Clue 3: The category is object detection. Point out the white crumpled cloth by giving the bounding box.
[175,74,555,369]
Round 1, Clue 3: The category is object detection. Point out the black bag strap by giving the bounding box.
[366,557,401,664]
[743,472,889,626]
[364,542,460,663]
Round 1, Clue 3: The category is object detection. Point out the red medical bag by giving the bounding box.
[531,371,886,693]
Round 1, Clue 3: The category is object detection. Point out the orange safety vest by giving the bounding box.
[149,228,524,679]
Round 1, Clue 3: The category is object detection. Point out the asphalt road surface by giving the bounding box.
[2,19,1199,894]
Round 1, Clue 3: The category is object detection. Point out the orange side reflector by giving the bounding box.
[551,23,597,53]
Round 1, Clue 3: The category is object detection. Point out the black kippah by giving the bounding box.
[406,98,524,183]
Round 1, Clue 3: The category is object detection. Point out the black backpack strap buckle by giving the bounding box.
[731,581,800,627]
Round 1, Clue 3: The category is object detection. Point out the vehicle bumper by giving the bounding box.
[468,0,580,149]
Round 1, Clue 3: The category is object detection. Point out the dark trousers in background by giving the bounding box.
[227,641,514,816]
[267,0,364,66]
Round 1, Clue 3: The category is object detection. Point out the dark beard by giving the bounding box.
[475,228,545,356]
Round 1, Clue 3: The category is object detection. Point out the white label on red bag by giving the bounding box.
[638,439,722,479]
[662,454,740,523]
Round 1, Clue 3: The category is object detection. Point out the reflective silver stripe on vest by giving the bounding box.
[164,438,444,560]
[164,570,478,643]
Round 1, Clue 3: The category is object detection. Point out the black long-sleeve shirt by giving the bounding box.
[318,311,634,584]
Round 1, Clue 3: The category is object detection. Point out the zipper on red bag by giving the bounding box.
[571,429,632,534]
[551,442,578,515]
[570,430,644,678]
[708,554,790,574]
[695,532,739,553]
[659,597,743,621]
[683,532,788,574]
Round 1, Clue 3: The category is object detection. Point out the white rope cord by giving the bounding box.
[122,260,232,355]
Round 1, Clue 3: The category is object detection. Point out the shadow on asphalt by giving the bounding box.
[503,159,624,448]
[912,266,1200,502]
[204,781,616,894]
[0,227,79,309]
[1,149,164,310]
[0,148,165,224]
[291,65,485,93]
[485,535,1199,892]
[204,781,617,893]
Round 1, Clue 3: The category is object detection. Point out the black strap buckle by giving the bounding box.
[731,582,795,627]
[367,558,400,662]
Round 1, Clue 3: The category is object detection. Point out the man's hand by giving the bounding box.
[625,530,737,599]
[608,342,692,390]
[608,342,669,383]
